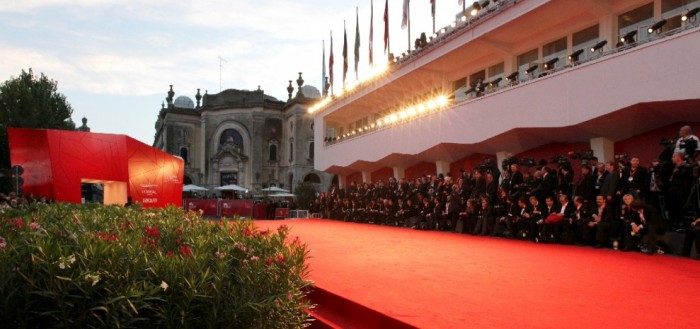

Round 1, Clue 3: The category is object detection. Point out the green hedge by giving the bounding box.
[0,203,312,328]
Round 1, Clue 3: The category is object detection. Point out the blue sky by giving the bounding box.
[1,0,460,144]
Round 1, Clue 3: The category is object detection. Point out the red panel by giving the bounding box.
[126,137,183,208]
[405,162,437,179]
[221,200,253,217]
[184,199,219,217]
[47,130,128,203]
[8,129,53,198]
[370,167,393,183]
[8,128,183,208]
[346,172,363,184]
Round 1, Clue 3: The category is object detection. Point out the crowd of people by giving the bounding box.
[310,126,700,259]
[0,192,49,210]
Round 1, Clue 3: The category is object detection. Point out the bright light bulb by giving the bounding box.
[417,104,425,112]
[436,96,448,107]
[407,107,416,116]
[390,114,398,122]
[427,100,437,110]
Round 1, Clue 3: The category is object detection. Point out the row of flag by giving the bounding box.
[323,0,448,95]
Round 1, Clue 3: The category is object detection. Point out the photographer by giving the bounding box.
[620,156,649,200]
[675,125,699,161]
[681,218,700,259]
[666,152,692,229]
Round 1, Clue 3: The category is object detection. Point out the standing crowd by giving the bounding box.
[310,126,700,258]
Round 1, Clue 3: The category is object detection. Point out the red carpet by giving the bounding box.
[255,219,700,328]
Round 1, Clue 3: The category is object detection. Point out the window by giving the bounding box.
[219,129,244,152]
[517,49,538,79]
[572,25,599,61]
[289,138,294,162]
[179,147,188,164]
[269,144,278,161]
[542,37,567,70]
[309,142,314,159]
[618,3,655,42]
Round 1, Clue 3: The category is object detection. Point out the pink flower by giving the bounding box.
[0,237,6,249]
[215,251,225,259]
[29,222,42,230]
[276,254,285,264]
[250,256,259,262]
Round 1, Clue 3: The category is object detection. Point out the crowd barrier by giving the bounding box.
[183,199,308,219]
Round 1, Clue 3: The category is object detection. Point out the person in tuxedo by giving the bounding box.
[571,195,592,245]
[620,156,649,200]
[624,200,663,254]
[547,194,577,243]
[539,196,560,242]
[473,197,495,236]
[588,195,616,247]
[666,152,692,229]
[575,165,597,203]
[681,218,700,259]
[600,161,620,203]
[526,195,547,241]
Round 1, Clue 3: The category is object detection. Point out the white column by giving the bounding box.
[362,171,371,183]
[435,161,451,177]
[590,137,614,163]
[393,166,406,180]
[337,174,347,188]
[496,151,513,183]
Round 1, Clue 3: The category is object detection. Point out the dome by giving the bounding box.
[174,96,195,109]
[301,85,321,99]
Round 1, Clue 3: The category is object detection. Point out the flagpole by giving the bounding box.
[407,2,411,52]
[322,39,326,96]
[432,1,436,34]
[386,0,391,62]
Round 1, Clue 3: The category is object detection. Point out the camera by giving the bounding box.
[659,138,674,147]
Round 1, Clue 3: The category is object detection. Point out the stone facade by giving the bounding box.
[153,78,332,195]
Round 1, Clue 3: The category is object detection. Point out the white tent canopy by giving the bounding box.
[183,184,207,192]
[268,192,295,198]
[262,186,290,193]
[215,184,247,192]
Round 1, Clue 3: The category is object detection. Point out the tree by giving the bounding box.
[293,182,317,210]
[0,68,76,193]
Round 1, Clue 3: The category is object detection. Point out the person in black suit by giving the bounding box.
[682,218,700,259]
[539,195,560,242]
[588,195,616,247]
[571,195,592,244]
[527,195,547,241]
[600,161,620,203]
[624,199,664,254]
[541,168,558,202]
[473,197,494,236]
[550,194,577,244]
[666,152,692,229]
[575,165,597,203]
[620,156,649,200]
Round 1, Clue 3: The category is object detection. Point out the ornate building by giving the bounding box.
[153,73,333,194]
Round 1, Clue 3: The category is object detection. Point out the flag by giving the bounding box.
[322,40,326,94]
[329,31,334,91]
[402,0,410,29]
[343,23,348,85]
[431,0,435,18]
[383,0,389,54]
[354,7,360,80]
[369,0,374,67]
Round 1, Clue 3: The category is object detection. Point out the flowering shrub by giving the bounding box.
[0,203,312,328]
